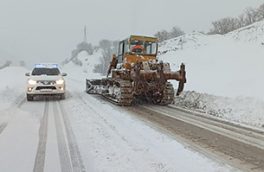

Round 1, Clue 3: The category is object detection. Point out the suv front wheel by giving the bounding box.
[60,93,65,100]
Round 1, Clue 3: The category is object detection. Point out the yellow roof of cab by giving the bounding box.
[129,35,158,42]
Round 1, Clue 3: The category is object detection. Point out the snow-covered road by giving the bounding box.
[0,72,237,172]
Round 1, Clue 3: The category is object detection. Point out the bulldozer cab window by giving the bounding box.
[130,40,144,54]
[124,41,130,53]
[145,42,157,55]
[118,41,124,63]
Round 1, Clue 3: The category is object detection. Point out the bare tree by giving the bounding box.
[154,26,185,42]
[169,26,185,38]
[256,3,264,21]
[86,43,94,55]
[209,3,264,35]
[238,14,247,28]
[98,39,118,74]
[154,30,170,42]
[209,17,240,34]
[244,8,258,25]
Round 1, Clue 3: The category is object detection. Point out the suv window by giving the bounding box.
[32,68,60,76]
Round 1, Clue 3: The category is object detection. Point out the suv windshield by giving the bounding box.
[32,68,60,76]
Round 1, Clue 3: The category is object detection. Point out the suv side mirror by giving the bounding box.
[25,73,30,76]
[61,73,67,76]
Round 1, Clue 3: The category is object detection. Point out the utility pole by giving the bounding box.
[84,25,87,42]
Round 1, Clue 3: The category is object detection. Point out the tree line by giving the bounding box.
[209,3,264,34]
[154,26,185,42]
[93,39,118,74]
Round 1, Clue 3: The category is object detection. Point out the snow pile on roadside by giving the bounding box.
[158,20,264,128]
[0,66,28,124]
[175,91,264,128]
[0,66,27,106]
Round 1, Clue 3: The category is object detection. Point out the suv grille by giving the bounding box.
[37,80,56,85]
[36,86,56,90]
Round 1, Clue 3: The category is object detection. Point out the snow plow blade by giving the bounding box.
[86,79,103,94]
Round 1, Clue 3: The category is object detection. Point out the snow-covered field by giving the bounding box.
[159,20,264,128]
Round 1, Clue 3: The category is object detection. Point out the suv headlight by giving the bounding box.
[28,79,37,85]
[56,79,64,85]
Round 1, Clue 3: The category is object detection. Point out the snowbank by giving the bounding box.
[158,21,264,129]
[0,66,28,127]
[175,91,264,128]
[0,66,28,107]
[159,31,264,100]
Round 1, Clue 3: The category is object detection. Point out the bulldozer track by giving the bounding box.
[126,105,264,171]
[101,79,133,106]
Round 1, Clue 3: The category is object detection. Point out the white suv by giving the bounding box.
[25,64,67,101]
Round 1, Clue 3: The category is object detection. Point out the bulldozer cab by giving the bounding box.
[117,35,158,69]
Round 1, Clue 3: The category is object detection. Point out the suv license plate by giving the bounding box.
[40,89,52,92]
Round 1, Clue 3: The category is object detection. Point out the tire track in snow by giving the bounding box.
[58,101,86,172]
[53,101,72,172]
[15,93,26,108]
[0,95,26,135]
[0,122,7,135]
[73,91,136,148]
[33,101,49,172]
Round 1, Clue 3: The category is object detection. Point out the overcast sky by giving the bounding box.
[0,0,262,65]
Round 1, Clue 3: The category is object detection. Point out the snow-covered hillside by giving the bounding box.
[227,20,264,44]
[160,29,264,99]
[62,49,103,81]
[159,20,264,128]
